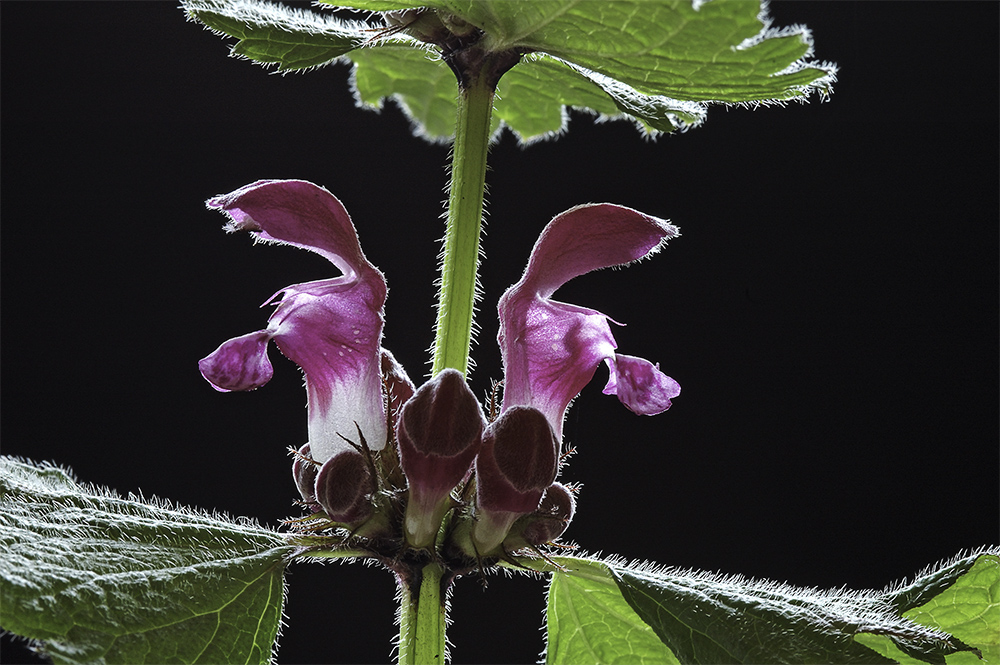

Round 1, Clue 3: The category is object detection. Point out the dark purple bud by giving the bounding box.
[292,443,319,505]
[314,450,375,524]
[398,369,485,489]
[472,406,559,554]
[477,407,558,513]
[381,349,415,421]
[397,368,485,547]
[510,482,576,549]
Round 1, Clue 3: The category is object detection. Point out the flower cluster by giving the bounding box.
[200,180,679,561]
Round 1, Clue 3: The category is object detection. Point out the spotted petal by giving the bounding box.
[604,353,681,416]
[200,330,273,392]
[199,180,388,463]
[498,203,679,439]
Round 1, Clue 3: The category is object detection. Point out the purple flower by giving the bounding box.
[498,203,681,441]
[468,204,681,554]
[198,180,388,464]
[201,180,681,552]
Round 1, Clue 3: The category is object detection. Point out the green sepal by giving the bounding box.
[0,457,294,665]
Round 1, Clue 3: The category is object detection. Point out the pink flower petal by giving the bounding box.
[200,180,388,463]
[498,203,679,438]
[199,330,273,392]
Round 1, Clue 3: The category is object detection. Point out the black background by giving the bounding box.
[2,2,997,664]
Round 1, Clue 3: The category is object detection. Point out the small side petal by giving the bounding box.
[604,353,681,415]
[199,331,274,392]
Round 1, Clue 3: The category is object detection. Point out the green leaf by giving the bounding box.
[329,0,837,140]
[609,566,944,665]
[348,46,707,143]
[543,557,680,665]
[185,0,835,143]
[896,552,1000,664]
[348,41,460,141]
[182,0,368,71]
[0,456,295,665]
[455,0,834,104]
[527,551,995,665]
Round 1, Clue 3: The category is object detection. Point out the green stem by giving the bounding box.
[431,72,496,376]
[397,563,447,665]
[412,45,515,664]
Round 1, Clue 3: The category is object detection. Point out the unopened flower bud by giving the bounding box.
[384,9,451,45]
[472,406,559,555]
[292,442,319,507]
[314,450,375,524]
[397,368,485,548]
[504,482,576,551]
[381,349,415,420]
[439,13,477,38]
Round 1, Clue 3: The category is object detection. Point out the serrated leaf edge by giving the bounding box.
[1,456,286,545]
[0,456,297,665]
[182,0,381,74]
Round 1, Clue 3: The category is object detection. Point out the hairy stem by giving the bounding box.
[397,562,447,665]
[431,71,495,377]
[415,45,518,663]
